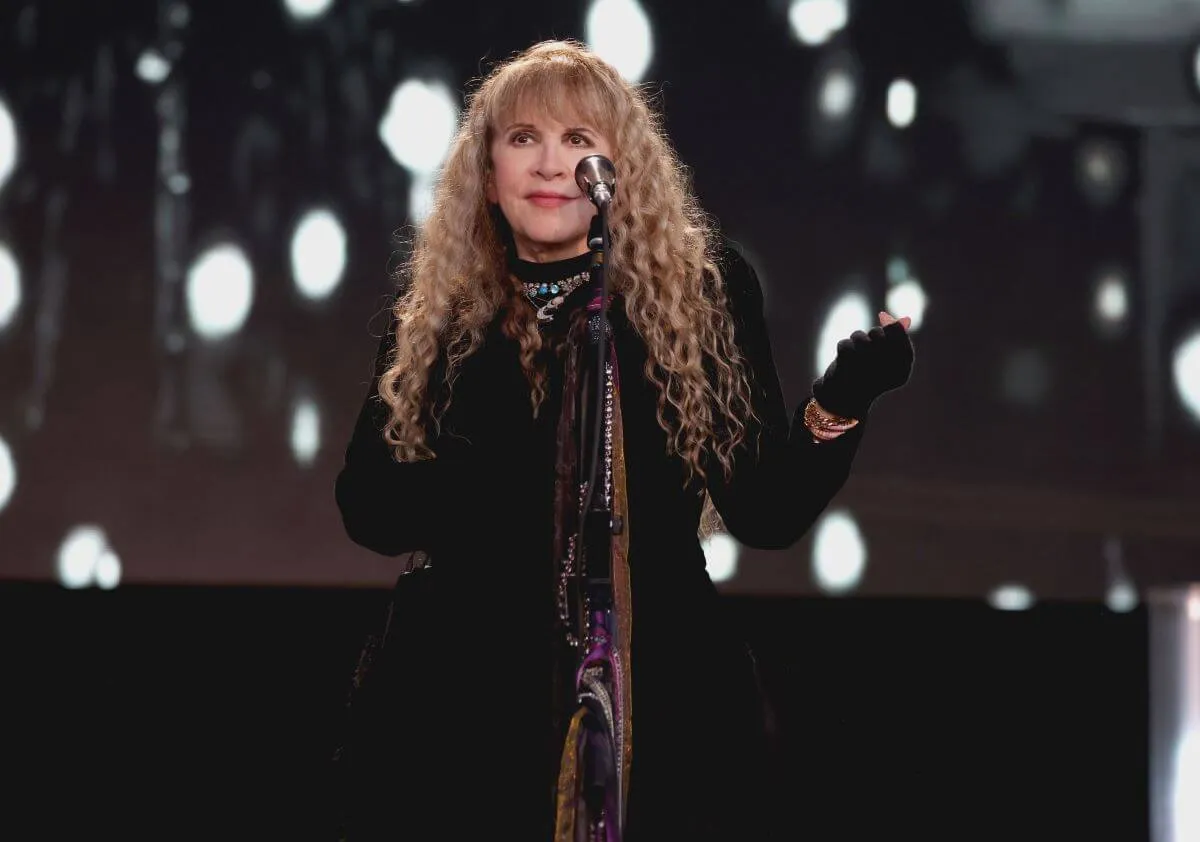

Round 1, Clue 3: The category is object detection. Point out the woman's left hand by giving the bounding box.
[810,311,915,420]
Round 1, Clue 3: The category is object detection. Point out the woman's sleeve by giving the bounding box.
[334,305,460,557]
[705,245,866,550]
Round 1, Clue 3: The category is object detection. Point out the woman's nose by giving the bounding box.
[535,145,568,179]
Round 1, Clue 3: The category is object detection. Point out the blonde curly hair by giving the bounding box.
[379,39,757,493]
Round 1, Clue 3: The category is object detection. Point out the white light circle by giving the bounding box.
[0,242,21,331]
[0,98,16,196]
[816,290,871,375]
[167,3,190,27]
[885,280,927,332]
[290,397,321,467]
[585,0,654,84]
[702,533,739,583]
[1094,271,1128,325]
[283,0,334,21]
[788,0,848,46]
[1105,580,1137,613]
[988,583,1035,611]
[136,49,171,84]
[186,243,255,340]
[379,80,459,176]
[819,68,857,120]
[1171,329,1200,422]
[0,435,15,513]
[57,525,107,589]
[290,208,347,301]
[811,509,866,594]
[94,549,122,590]
[886,78,917,128]
[1076,138,1126,206]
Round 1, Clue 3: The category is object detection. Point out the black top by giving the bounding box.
[333,241,866,840]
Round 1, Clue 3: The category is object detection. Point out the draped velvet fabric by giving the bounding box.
[333,242,866,840]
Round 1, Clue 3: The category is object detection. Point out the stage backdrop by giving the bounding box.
[0,0,1197,598]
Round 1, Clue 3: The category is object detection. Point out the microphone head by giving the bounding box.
[575,155,616,207]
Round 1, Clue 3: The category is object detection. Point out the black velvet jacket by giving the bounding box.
[333,242,866,840]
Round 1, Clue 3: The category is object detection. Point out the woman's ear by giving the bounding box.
[484,168,498,204]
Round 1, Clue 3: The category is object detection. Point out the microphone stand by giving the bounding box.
[575,205,612,572]
[570,203,626,835]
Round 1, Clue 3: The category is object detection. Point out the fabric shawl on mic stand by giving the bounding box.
[550,295,633,842]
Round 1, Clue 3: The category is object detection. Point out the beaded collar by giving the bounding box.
[523,271,590,324]
[509,251,594,329]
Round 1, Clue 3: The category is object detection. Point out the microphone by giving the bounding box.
[575,155,616,209]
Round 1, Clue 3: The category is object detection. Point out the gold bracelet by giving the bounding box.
[803,398,859,442]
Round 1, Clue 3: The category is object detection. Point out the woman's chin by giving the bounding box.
[518,230,587,256]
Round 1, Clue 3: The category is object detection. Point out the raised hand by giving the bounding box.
[810,311,915,420]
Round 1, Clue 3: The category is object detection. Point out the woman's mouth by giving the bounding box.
[527,193,574,208]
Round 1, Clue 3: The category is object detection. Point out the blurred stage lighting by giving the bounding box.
[1106,578,1138,613]
[1076,137,1126,207]
[988,583,1035,611]
[788,0,848,47]
[585,0,654,84]
[290,397,321,467]
[819,64,858,121]
[812,509,866,595]
[886,258,927,332]
[701,532,739,583]
[186,243,255,341]
[57,525,120,590]
[816,289,871,375]
[95,549,122,590]
[808,49,862,155]
[0,435,15,514]
[1172,327,1200,423]
[379,80,458,176]
[1103,536,1137,613]
[409,174,436,225]
[886,78,917,128]
[283,0,334,22]
[0,242,21,331]
[290,208,347,302]
[168,173,191,195]
[1001,347,1051,407]
[1193,42,1200,96]
[1175,728,1200,842]
[0,98,16,196]
[136,49,171,84]
[1091,266,1129,336]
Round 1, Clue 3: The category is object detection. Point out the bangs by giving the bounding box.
[485,57,617,143]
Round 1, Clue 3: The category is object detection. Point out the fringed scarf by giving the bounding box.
[549,291,634,842]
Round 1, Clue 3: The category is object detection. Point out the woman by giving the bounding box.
[334,40,913,841]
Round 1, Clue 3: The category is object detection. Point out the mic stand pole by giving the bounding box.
[569,204,626,836]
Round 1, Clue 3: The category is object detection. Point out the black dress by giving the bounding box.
[333,243,866,840]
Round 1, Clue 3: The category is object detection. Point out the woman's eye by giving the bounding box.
[513,132,533,144]
[569,134,589,146]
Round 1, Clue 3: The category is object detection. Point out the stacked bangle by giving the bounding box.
[803,398,859,443]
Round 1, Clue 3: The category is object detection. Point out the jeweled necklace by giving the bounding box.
[522,269,590,325]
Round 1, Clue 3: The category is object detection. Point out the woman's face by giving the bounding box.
[487,110,614,263]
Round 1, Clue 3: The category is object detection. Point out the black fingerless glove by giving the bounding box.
[811,322,914,419]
